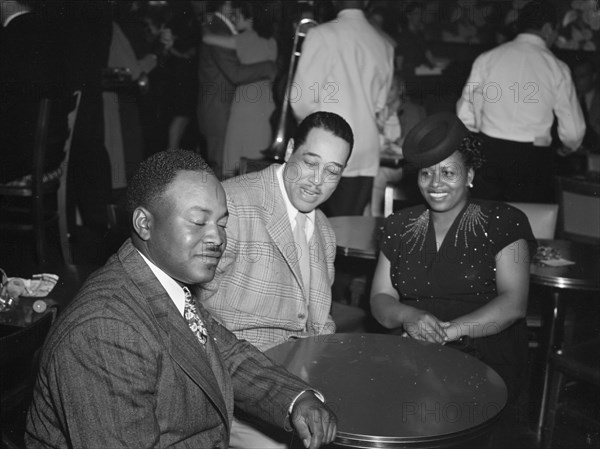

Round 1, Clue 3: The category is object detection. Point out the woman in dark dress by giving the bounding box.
[370,112,536,402]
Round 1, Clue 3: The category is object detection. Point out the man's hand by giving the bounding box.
[290,391,337,448]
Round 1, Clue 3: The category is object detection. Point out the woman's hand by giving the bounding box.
[440,321,462,342]
[403,309,447,344]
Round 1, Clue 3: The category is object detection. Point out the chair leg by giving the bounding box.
[541,368,564,448]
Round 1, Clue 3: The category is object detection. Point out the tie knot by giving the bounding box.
[182,286,192,302]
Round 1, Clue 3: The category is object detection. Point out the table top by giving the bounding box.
[530,239,600,291]
[267,333,507,447]
[329,216,383,259]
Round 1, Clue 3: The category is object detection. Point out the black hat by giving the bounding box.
[403,112,469,168]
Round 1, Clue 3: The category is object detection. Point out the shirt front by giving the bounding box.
[276,163,315,241]
[456,33,585,151]
[138,250,186,316]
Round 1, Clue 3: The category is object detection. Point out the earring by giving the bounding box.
[468,183,474,188]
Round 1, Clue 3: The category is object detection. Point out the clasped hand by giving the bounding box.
[290,391,337,448]
[404,310,462,344]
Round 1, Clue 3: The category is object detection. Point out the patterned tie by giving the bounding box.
[294,212,311,296]
[183,286,208,346]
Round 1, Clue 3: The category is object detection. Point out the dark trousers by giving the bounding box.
[472,135,556,203]
[321,176,374,217]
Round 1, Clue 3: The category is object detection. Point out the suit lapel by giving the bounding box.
[261,167,306,296]
[118,241,230,429]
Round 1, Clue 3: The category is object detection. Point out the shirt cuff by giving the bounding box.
[288,389,325,415]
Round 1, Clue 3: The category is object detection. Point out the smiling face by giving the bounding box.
[282,128,350,213]
[418,151,474,214]
[136,170,228,286]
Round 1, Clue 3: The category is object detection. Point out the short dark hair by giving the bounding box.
[517,1,557,33]
[127,150,214,214]
[232,1,274,39]
[293,111,354,157]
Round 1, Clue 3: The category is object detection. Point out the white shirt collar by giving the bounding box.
[137,250,187,316]
[3,10,30,28]
[514,33,547,48]
[337,9,366,20]
[214,11,238,35]
[276,164,315,239]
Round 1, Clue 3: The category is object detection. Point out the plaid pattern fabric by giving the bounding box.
[183,287,208,346]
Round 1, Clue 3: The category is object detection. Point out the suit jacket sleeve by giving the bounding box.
[208,44,274,86]
[200,306,315,430]
[27,314,163,449]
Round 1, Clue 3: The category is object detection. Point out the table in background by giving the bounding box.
[530,239,600,442]
[0,264,96,334]
[267,333,506,448]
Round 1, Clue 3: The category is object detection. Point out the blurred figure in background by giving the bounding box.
[573,57,600,151]
[202,1,277,178]
[291,0,394,216]
[456,0,585,203]
[197,0,277,178]
[370,74,426,217]
[141,2,200,153]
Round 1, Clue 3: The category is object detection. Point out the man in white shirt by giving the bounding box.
[26,150,337,449]
[456,0,585,202]
[291,0,394,216]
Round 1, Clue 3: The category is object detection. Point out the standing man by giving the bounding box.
[26,150,337,449]
[200,112,353,448]
[197,0,277,178]
[456,0,585,203]
[291,0,394,216]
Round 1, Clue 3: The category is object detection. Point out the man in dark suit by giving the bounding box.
[197,0,276,178]
[26,150,337,448]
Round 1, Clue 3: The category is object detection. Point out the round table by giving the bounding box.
[267,333,507,448]
[530,239,600,441]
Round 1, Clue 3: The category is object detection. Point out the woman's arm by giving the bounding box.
[202,32,237,50]
[370,253,447,343]
[442,239,530,341]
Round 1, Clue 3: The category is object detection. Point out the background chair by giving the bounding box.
[555,176,600,245]
[506,202,559,240]
[0,312,55,448]
[541,336,600,448]
[0,91,81,266]
[383,183,407,217]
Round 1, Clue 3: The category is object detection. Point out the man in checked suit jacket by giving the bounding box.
[26,150,337,449]
[199,112,352,448]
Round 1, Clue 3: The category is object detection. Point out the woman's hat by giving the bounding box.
[403,112,469,168]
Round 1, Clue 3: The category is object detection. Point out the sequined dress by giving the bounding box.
[381,200,536,398]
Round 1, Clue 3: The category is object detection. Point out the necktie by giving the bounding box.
[294,212,311,296]
[183,286,208,346]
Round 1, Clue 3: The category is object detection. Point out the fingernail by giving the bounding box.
[303,438,310,448]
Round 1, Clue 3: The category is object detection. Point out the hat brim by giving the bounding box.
[403,112,469,168]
